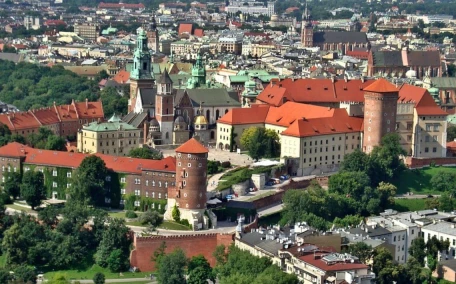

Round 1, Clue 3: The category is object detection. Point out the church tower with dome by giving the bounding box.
[193,105,210,144]
[186,53,207,89]
[241,77,259,107]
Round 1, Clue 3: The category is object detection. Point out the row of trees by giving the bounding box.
[153,244,298,284]
[0,125,66,150]
[280,134,404,231]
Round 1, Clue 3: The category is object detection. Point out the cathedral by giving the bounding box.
[300,3,369,55]
[124,27,241,147]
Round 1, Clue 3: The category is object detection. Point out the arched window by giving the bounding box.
[206,109,210,123]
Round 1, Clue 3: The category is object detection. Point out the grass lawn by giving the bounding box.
[246,191,276,202]
[158,220,190,230]
[393,166,456,195]
[0,254,6,268]
[6,204,34,213]
[44,264,150,280]
[392,198,427,212]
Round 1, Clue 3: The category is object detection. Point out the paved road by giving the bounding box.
[71,278,156,283]
[257,202,284,217]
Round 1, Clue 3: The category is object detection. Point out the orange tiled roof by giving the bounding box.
[363,78,398,93]
[398,84,448,116]
[265,102,335,128]
[74,100,104,119]
[194,28,204,37]
[178,23,193,35]
[30,107,60,125]
[0,142,176,174]
[282,109,363,138]
[113,70,130,84]
[0,112,41,130]
[217,106,270,125]
[175,138,208,154]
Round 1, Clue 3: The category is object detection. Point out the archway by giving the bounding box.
[215,109,220,120]
[218,142,223,150]
[225,144,230,150]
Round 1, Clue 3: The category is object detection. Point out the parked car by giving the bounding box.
[280,175,290,180]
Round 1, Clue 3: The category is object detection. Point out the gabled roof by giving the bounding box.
[313,31,368,44]
[178,23,193,35]
[218,105,270,125]
[265,102,335,127]
[30,107,60,125]
[113,70,130,84]
[157,69,173,84]
[175,138,208,154]
[73,101,104,119]
[398,84,448,116]
[363,78,398,93]
[0,142,176,174]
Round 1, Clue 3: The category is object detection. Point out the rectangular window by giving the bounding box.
[120,199,125,205]
[433,135,438,142]
[134,189,140,196]
[105,176,111,182]
[121,177,126,183]
[407,122,413,130]
[53,170,57,176]
[159,193,162,199]
[134,200,140,207]
[425,136,430,142]
[433,147,437,153]
[434,124,439,131]
[425,147,429,153]
[426,124,432,131]
[407,135,412,142]
[67,172,71,178]
[67,183,71,188]
[121,189,126,194]
[52,182,57,188]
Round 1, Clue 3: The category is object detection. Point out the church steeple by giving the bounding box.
[131,29,153,80]
[191,53,206,87]
[301,1,313,47]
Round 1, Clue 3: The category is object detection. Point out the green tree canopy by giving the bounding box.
[2,171,21,199]
[240,127,280,161]
[128,147,163,160]
[95,218,132,269]
[69,155,108,206]
[156,248,188,284]
[344,242,373,264]
[21,171,46,210]
[93,272,105,284]
[408,237,426,266]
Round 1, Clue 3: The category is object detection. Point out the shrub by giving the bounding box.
[139,210,163,226]
[208,160,221,175]
[221,161,231,168]
[125,210,137,218]
[179,219,191,228]
[172,204,180,222]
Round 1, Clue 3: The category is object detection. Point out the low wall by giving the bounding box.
[130,233,234,271]
[232,180,250,196]
[404,157,456,168]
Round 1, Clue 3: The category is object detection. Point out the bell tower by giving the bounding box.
[147,12,159,52]
[155,68,174,144]
[129,28,154,112]
[301,2,313,47]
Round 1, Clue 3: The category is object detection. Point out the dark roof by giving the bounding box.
[122,111,148,128]
[348,226,392,238]
[139,88,156,107]
[372,51,402,67]
[407,50,441,67]
[176,88,241,107]
[313,31,368,44]
[439,259,456,271]
[157,69,173,84]
[0,52,24,63]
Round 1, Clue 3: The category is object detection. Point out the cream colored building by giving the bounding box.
[77,114,141,156]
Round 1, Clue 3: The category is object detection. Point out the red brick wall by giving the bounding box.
[130,233,234,271]
[405,157,456,168]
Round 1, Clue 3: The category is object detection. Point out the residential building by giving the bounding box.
[422,220,456,261]
[434,259,456,282]
[0,100,104,139]
[74,23,99,41]
[423,77,456,113]
[77,114,141,155]
[0,142,176,210]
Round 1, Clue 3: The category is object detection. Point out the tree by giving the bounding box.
[340,148,369,172]
[430,170,456,193]
[38,205,60,227]
[156,248,188,284]
[188,255,214,284]
[345,242,373,264]
[151,241,167,262]
[370,133,406,181]
[172,204,180,222]
[14,265,36,283]
[21,171,46,210]
[139,210,163,226]
[405,257,425,284]
[2,171,21,199]
[45,135,66,151]
[448,125,456,142]
[372,247,404,284]
[207,160,221,175]
[333,215,363,228]
[409,237,426,266]
[69,155,108,206]
[0,124,12,146]
[93,272,105,284]
[95,218,132,268]
[128,147,163,160]
[376,182,397,209]
[240,127,280,160]
[439,192,455,211]
[101,87,128,117]
[213,244,227,266]
[107,249,130,272]
[95,70,109,82]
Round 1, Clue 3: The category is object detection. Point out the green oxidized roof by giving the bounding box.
[83,114,138,132]
[430,77,456,89]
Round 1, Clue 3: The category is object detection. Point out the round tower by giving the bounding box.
[165,138,209,229]
[363,78,399,153]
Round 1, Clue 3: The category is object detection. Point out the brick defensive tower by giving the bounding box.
[363,78,399,153]
[165,138,214,230]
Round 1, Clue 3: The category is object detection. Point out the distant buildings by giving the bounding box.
[74,23,99,41]
[225,0,275,16]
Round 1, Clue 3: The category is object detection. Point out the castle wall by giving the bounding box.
[130,233,234,271]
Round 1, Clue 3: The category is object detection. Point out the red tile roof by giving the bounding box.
[30,107,60,125]
[74,100,104,119]
[175,138,208,154]
[299,253,368,272]
[0,142,176,174]
[398,84,448,116]
[265,102,335,128]
[44,20,67,26]
[113,70,130,84]
[194,28,204,38]
[178,23,193,35]
[282,109,363,138]
[363,78,398,93]
[217,105,270,125]
[0,112,41,130]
